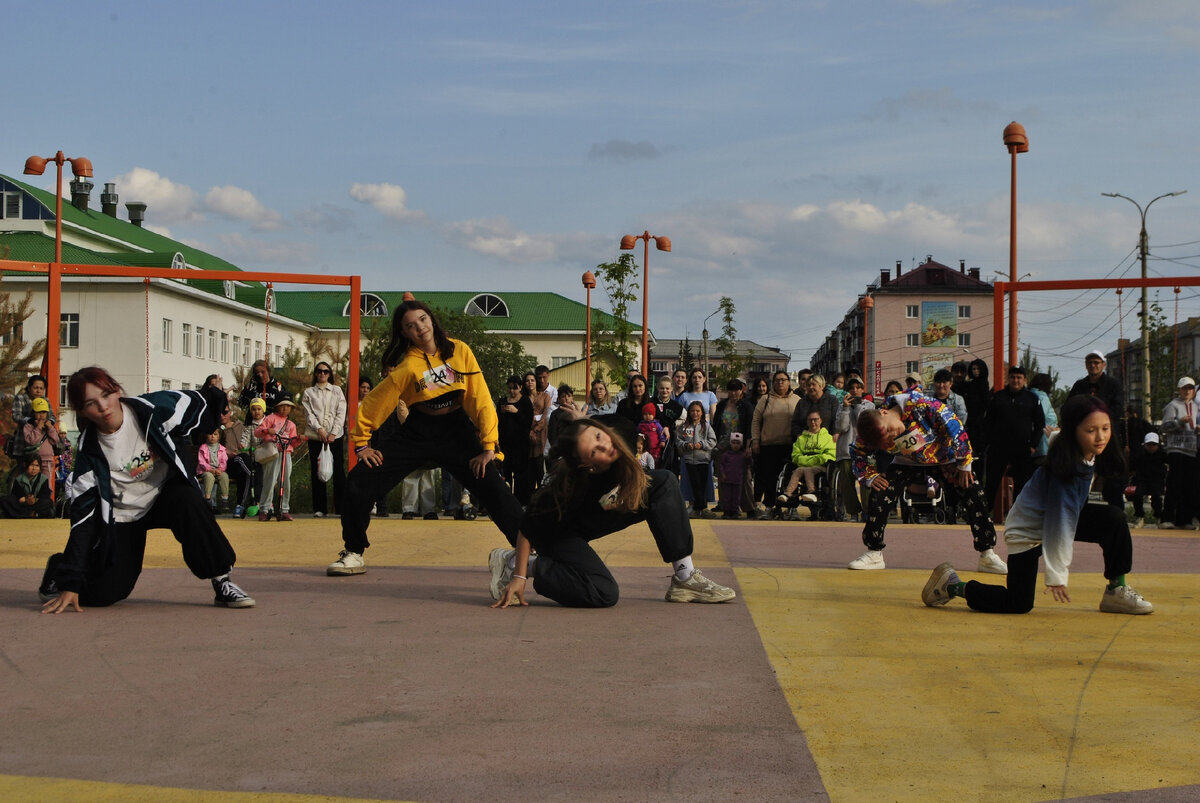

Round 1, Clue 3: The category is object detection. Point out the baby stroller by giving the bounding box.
[771,461,833,521]
[899,470,949,524]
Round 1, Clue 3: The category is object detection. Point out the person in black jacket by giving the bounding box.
[984,365,1045,506]
[1068,350,1126,507]
[237,359,288,425]
[488,416,735,609]
[959,358,993,459]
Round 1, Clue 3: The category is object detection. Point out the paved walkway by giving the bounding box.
[1,516,1197,802]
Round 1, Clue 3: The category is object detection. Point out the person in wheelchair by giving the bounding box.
[777,411,836,517]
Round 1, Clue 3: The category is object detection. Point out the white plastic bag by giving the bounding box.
[317,443,334,483]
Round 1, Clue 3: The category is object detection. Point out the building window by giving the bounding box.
[182,382,191,390]
[958,305,971,318]
[208,329,216,360]
[551,356,573,369]
[2,192,21,219]
[464,293,510,318]
[255,341,262,362]
[906,334,920,347]
[343,293,388,318]
[59,376,68,408]
[182,323,191,357]
[650,361,666,374]
[906,361,920,373]
[60,313,79,348]
[162,379,172,390]
[0,321,22,346]
[233,336,241,365]
[244,339,252,365]
[906,305,919,319]
[220,333,229,363]
[223,280,236,300]
[958,333,971,347]
[194,326,204,358]
[274,345,282,366]
[162,319,173,353]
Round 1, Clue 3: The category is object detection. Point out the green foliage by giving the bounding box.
[712,296,751,387]
[592,253,641,386]
[0,284,48,476]
[1144,297,1177,415]
[678,337,695,375]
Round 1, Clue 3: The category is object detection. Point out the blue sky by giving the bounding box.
[5,0,1199,383]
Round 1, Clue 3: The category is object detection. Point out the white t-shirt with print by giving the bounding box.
[97,402,171,523]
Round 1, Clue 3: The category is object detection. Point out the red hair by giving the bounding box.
[67,366,123,412]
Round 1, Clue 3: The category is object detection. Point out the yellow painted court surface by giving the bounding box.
[2,518,1197,801]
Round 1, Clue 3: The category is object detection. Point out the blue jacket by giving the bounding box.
[1003,462,1094,587]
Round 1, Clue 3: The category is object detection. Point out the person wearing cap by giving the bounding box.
[1068,350,1126,507]
[1128,431,1167,529]
[904,371,923,390]
[39,365,254,612]
[1159,376,1198,529]
[255,393,300,521]
[985,365,1045,508]
[21,396,64,480]
[635,400,667,464]
[716,430,753,519]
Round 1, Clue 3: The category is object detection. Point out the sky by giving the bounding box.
[4,0,1200,385]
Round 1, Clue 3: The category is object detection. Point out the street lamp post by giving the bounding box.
[858,296,874,392]
[619,230,671,376]
[1003,122,1029,373]
[1101,189,1188,418]
[24,151,94,416]
[702,306,722,384]
[582,271,597,386]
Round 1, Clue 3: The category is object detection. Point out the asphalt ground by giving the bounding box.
[1,514,1197,803]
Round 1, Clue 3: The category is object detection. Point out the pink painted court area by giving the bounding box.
[1,516,1197,802]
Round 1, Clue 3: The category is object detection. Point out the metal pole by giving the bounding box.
[1139,219,1151,419]
[641,234,650,376]
[48,154,64,416]
[1008,147,1018,371]
[585,284,592,386]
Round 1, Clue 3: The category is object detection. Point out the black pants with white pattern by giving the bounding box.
[861,464,996,553]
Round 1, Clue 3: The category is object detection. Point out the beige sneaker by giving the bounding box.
[665,569,736,603]
[1100,585,1153,615]
[488,548,516,601]
[326,550,366,576]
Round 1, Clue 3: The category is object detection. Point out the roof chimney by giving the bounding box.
[895,259,902,278]
[880,268,891,286]
[126,201,147,227]
[101,183,119,218]
[70,178,93,212]
[968,267,981,280]
[960,259,966,273]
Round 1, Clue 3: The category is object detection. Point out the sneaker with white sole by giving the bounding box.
[921,562,960,607]
[977,548,1007,574]
[212,575,255,608]
[327,550,366,576]
[1100,585,1153,615]
[665,569,736,603]
[488,547,516,601]
[848,550,885,570]
[1134,517,1144,529]
[800,493,818,504]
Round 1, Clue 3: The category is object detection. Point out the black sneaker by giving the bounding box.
[423,511,439,520]
[401,511,416,520]
[212,575,256,608]
[38,553,63,603]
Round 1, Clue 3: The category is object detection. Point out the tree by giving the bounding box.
[1,284,47,474]
[678,337,695,375]
[1143,296,1176,415]
[591,254,640,387]
[711,296,753,387]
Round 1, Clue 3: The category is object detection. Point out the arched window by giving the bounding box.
[341,293,388,317]
[170,252,186,270]
[464,293,509,318]
[223,280,235,299]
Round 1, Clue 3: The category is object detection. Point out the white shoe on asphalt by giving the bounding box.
[488,548,516,601]
[848,550,885,570]
[977,548,1007,574]
[1100,585,1153,615]
[327,550,366,576]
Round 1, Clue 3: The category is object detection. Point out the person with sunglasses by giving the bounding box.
[302,361,347,518]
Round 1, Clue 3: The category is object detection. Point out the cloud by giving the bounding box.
[588,139,670,162]
[205,185,286,231]
[349,182,426,223]
[295,204,355,234]
[214,233,317,267]
[111,167,201,225]
[864,88,997,124]
[443,216,558,263]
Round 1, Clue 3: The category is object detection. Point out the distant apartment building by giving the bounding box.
[812,257,995,394]
[648,338,790,383]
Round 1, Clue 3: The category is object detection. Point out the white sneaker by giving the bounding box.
[1158,521,1176,529]
[800,493,818,504]
[665,569,736,603]
[977,548,1007,574]
[1100,585,1153,615]
[488,548,516,601]
[848,550,885,570]
[921,562,960,607]
[1134,518,1144,529]
[326,550,366,576]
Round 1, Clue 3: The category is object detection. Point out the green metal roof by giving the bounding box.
[0,231,130,267]
[274,290,640,334]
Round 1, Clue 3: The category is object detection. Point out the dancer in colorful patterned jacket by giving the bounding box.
[847,388,1007,574]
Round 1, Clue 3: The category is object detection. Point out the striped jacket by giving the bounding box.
[59,388,226,592]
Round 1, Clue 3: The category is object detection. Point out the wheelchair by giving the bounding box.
[771,460,834,521]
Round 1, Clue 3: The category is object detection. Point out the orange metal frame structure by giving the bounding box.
[992,276,1200,391]
[0,258,364,467]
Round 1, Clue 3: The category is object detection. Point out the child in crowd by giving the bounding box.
[635,433,655,470]
[1128,431,1167,528]
[1,454,53,518]
[678,400,716,518]
[849,388,1006,573]
[717,432,752,519]
[546,384,584,448]
[637,402,667,464]
[22,397,64,480]
[196,428,230,513]
[922,396,1153,615]
[779,411,836,505]
[256,394,299,521]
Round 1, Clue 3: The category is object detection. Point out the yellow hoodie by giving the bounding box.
[351,338,499,453]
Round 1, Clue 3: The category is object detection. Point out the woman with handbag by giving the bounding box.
[302,361,347,518]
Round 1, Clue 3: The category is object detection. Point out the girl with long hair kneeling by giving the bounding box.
[489,417,736,608]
